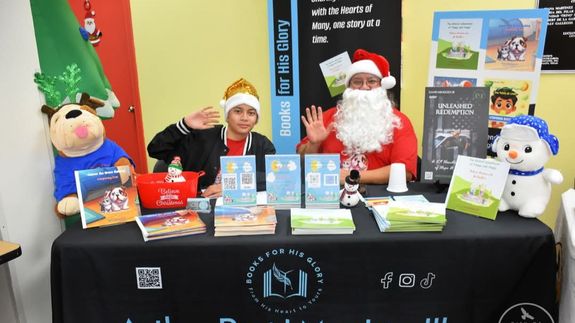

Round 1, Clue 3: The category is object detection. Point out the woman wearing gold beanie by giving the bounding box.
[148,78,276,198]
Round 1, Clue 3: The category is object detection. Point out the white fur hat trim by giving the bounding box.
[220,93,260,118]
[345,60,383,86]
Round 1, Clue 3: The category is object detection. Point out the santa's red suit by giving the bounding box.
[297,107,418,178]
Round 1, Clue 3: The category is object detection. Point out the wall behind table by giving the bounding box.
[132,0,574,228]
[0,1,64,322]
[131,0,272,172]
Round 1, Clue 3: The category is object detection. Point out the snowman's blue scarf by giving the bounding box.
[509,167,544,176]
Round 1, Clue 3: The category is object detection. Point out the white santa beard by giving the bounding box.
[335,87,400,155]
[85,19,96,34]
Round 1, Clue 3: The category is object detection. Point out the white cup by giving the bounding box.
[387,163,408,193]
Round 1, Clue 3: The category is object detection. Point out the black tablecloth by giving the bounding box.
[51,183,557,323]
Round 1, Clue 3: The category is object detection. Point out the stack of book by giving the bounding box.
[290,208,355,235]
[372,201,446,232]
[135,209,206,241]
[214,205,277,237]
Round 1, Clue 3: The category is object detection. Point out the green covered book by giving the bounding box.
[290,208,355,235]
[446,155,509,220]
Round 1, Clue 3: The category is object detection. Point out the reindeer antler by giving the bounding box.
[79,92,105,110]
[41,105,58,120]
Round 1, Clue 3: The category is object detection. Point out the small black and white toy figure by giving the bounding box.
[340,170,361,208]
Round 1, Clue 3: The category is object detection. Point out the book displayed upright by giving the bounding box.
[304,154,340,209]
[220,155,257,206]
[265,154,302,209]
[421,87,490,184]
[74,165,139,229]
[446,155,509,220]
[319,51,352,97]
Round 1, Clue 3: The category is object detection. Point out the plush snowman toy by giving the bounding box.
[165,156,186,183]
[340,170,362,208]
[493,115,563,218]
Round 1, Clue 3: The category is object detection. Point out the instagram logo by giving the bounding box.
[399,273,415,288]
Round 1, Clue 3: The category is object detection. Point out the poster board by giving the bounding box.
[268,0,402,153]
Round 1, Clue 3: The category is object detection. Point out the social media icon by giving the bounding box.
[380,272,393,289]
[399,273,415,288]
[420,272,436,289]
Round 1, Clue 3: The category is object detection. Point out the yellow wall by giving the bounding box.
[132,0,574,227]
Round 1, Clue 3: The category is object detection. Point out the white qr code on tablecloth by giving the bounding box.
[136,267,163,289]
[324,174,338,186]
[240,172,255,190]
[222,173,237,190]
[307,172,321,188]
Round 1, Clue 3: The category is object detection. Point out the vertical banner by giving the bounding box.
[268,0,401,153]
[538,0,575,72]
[427,9,549,154]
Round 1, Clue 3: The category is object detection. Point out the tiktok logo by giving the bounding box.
[420,272,435,289]
[379,272,436,289]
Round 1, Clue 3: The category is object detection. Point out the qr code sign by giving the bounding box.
[424,171,433,181]
[307,172,321,188]
[222,174,237,190]
[240,172,255,190]
[136,267,163,289]
[324,174,338,186]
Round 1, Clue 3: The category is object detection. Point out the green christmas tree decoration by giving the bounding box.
[59,64,81,103]
[30,0,119,119]
[34,64,83,108]
[34,72,62,107]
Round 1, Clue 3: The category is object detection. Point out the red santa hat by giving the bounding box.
[345,49,396,90]
[85,10,96,20]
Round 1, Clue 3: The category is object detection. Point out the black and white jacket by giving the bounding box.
[148,119,276,191]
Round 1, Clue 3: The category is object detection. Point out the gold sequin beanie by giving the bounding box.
[220,78,260,118]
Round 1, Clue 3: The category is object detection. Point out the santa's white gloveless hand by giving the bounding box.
[184,107,221,130]
[301,105,334,144]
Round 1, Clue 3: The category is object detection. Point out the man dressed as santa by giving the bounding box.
[297,49,418,184]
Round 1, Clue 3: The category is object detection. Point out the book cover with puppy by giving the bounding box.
[75,165,139,229]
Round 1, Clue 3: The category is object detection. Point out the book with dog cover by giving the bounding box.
[135,209,206,241]
[75,165,140,229]
[421,87,489,184]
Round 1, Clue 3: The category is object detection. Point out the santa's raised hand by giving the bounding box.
[301,105,334,145]
[184,106,221,130]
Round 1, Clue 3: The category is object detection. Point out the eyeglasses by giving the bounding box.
[349,77,381,88]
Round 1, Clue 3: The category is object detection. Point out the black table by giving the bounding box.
[51,183,557,323]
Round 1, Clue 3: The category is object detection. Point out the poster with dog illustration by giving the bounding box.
[75,165,139,229]
[485,17,543,72]
[429,9,549,113]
